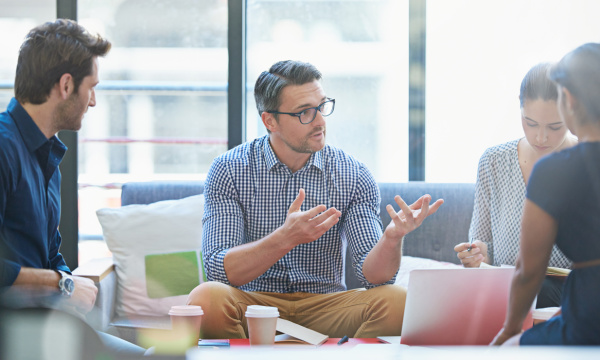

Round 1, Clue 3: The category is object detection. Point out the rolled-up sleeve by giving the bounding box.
[341,165,394,289]
[0,259,20,287]
[202,158,246,285]
[48,231,70,273]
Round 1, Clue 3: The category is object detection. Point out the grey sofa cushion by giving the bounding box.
[379,182,475,263]
[121,181,204,206]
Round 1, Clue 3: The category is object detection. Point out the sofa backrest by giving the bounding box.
[121,181,475,290]
[378,182,475,262]
[121,181,204,206]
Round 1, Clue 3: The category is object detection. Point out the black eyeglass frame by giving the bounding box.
[266,98,335,124]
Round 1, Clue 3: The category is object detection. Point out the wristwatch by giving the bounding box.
[55,270,75,297]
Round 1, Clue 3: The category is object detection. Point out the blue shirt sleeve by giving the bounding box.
[48,230,70,274]
[0,134,21,286]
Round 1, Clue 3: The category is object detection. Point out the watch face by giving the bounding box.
[64,278,75,294]
[58,271,75,297]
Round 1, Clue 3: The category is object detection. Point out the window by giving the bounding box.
[76,0,228,256]
[246,0,410,182]
[0,0,55,109]
[425,0,600,182]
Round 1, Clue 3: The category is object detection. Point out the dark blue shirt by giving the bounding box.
[0,98,70,287]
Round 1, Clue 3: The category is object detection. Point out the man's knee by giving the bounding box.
[187,281,232,309]
[361,284,407,336]
[187,281,246,339]
[370,284,407,313]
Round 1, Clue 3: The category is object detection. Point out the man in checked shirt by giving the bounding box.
[188,60,443,339]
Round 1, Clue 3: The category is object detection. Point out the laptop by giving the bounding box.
[400,268,533,346]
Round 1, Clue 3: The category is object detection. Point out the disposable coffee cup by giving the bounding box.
[532,307,560,325]
[245,305,279,346]
[168,305,204,349]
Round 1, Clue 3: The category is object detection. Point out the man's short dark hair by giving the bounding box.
[254,60,322,116]
[14,19,111,105]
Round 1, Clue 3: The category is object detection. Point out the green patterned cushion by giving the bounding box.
[145,251,207,298]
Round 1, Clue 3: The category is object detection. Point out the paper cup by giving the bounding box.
[168,305,204,349]
[245,305,279,346]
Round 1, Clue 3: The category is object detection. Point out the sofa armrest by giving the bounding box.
[73,257,117,332]
[73,257,114,282]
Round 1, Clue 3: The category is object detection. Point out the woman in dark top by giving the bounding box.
[493,43,600,345]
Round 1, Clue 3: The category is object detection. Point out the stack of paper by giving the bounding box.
[546,267,571,277]
[275,319,329,346]
[480,263,571,277]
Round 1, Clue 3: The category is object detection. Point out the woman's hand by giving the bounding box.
[454,240,488,267]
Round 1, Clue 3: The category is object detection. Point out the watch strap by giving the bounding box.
[55,270,74,297]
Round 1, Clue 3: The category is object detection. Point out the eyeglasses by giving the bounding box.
[267,98,335,124]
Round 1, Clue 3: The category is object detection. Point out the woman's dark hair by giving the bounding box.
[549,42,600,122]
[519,63,558,108]
[15,19,111,105]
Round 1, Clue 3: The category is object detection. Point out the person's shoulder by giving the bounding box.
[536,143,585,171]
[481,139,519,160]
[209,137,267,179]
[320,144,365,168]
[477,140,519,172]
[213,137,264,163]
[0,112,20,154]
[531,145,586,187]
[319,145,375,187]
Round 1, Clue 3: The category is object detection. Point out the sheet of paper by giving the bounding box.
[275,318,328,346]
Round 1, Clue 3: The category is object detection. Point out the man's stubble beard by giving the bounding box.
[52,92,86,132]
[294,127,326,154]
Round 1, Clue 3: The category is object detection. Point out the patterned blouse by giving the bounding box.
[468,139,572,268]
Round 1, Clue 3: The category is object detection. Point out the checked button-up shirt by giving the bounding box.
[202,135,396,293]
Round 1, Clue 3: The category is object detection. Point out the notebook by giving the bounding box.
[400,268,533,346]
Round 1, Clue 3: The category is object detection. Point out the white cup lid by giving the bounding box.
[245,305,279,318]
[168,305,204,316]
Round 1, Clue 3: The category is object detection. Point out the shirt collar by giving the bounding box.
[262,135,324,173]
[7,97,51,153]
[263,136,281,171]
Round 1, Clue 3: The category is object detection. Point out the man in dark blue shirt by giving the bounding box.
[0,19,111,313]
[0,18,150,357]
[0,20,148,356]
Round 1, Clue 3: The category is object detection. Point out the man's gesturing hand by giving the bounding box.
[384,194,444,241]
[282,189,341,247]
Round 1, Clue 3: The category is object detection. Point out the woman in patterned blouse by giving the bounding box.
[454,63,577,308]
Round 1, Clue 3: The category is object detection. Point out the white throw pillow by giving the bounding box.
[97,194,204,318]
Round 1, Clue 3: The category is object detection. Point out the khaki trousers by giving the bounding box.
[187,281,407,339]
